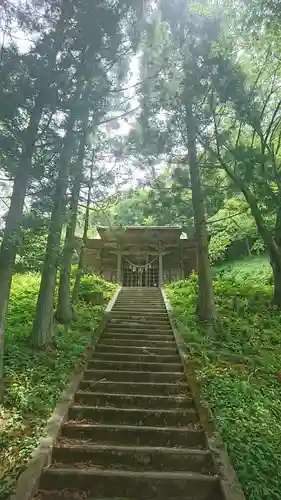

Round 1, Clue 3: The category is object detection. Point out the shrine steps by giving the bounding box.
[34,287,225,500]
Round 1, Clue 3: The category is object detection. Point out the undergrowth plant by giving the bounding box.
[0,273,115,500]
[167,268,281,500]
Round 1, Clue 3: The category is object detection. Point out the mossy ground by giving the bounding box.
[0,273,117,499]
[167,259,281,500]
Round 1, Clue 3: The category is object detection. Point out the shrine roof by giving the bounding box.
[96,226,184,244]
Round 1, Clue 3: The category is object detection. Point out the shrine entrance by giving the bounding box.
[82,226,198,285]
[122,256,159,287]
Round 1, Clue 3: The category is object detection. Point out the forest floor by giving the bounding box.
[167,255,281,500]
[0,273,117,500]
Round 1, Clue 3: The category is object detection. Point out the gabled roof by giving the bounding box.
[96,226,183,244]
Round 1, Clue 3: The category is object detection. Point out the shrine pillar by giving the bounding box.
[117,250,122,283]
[158,241,164,286]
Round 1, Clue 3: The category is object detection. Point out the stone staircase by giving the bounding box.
[35,287,224,500]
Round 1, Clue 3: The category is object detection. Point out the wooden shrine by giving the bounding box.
[82,226,198,286]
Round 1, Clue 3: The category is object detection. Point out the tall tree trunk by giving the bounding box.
[245,238,251,256]
[186,103,216,325]
[203,139,281,307]
[271,206,281,307]
[0,99,43,400]
[55,125,88,323]
[31,112,77,346]
[0,1,71,399]
[72,167,93,303]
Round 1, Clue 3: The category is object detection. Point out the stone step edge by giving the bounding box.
[86,360,182,368]
[95,344,177,349]
[91,353,180,359]
[83,370,184,377]
[80,381,188,388]
[62,422,201,433]
[42,467,217,482]
[53,442,209,456]
[69,405,196,416]
[75,390,192,401]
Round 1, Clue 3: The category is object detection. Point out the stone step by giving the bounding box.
[74,391,193,409]
[40,468,221,499]
[100,334,174,343]
[94,344,178,356]
[106,325,172,333]
[109,321,170,328]
[83,369,184,383]
[91,352,180,363]
[68,406,198,427]
[114,301,165,306]
[108,319,171,327]
[102,329,173,337]
[78,380,189,396]
[86,360,183,373]
[99,339,176,348]
[112,309,167,315]
[52,443,214,474]
[110,311,169,318]
[61,423,206,448]
[115,300,164,305]
[35,493,141,500]
[104,325,173,333]
[118,293,162,297]
[113,300,167,313]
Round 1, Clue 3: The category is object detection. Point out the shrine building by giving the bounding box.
[82,226,198,287]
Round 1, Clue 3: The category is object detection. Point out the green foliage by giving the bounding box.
[0,272,115,499]
[214,255,272,285]
[78,273,118,303]
[208,197,262,263]
[167,266,281,500]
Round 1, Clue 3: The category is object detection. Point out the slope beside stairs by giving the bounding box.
[34,287,232,500]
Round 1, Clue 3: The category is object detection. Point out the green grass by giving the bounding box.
[166,263,281,500]
[0,273,117,500]
[214,254,272,285]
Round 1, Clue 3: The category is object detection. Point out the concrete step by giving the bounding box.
[78,380,190,396]
[116,292,163,297]
[83,369,184,383]
[74,391,194,409]
[35,493,142,500]
[109,319,171,327]
[90,352,180,363]
[117,298,162,301]
[114,302,165,307]
[33,287,225,500]
[52,443,214,474]
[86,360,183,373]
[112,309,167,314]
[106,325,172,333]
[100,334,174,343]
[110,311,169,318]
[40,468,221,499]
[61,422,206,448]
[99,339,176,348]
[94,344,178,356]
[68,406,198,427]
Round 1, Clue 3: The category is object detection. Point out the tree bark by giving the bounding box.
[0,0,71,399]
[202,138,281,306]
[270,252,281,306]
[245,238,251,256]
[31,112,77,346]
[72,167,93,303]
[186,103,216,325]
[0,99,43,400]
[55,125,88,323]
